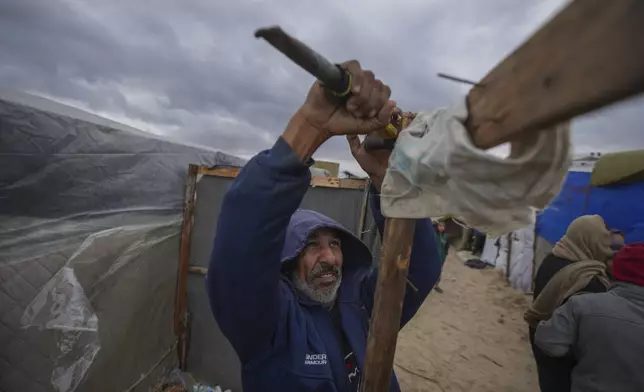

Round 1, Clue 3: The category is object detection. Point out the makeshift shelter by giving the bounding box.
[476,151,644,293]
[477,152,644,293]
[534,152,644,274]
[477,220,535,293]
[0,90,250,392]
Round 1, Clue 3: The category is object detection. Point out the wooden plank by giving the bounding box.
[174,164,199,370]
[311,176,368,190]
[466,0,644,149]
[198,165,368,190]
[362,218,415,391]
[339,178,369,190]
[198,166,240,178]
[357,180,371,236]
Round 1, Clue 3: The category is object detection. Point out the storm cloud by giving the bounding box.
[1,0,642,172]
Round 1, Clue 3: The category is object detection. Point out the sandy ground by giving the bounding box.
[394,251,540,392]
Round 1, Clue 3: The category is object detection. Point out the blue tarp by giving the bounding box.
[536,171,644,245]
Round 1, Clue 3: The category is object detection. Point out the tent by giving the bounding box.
[478,151,644,293]
[0,90,248,392]
[534,156,644,273]
[478,219,535,293]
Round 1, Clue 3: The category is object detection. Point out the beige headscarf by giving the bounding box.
[524,215,613,327]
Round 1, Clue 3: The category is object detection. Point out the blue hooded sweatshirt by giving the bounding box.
[206,137,442,391]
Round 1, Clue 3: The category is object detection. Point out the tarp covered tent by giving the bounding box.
[479,152,644,293]
[534,156,644,275]
[478,220,535,293]
[0,90,248,392]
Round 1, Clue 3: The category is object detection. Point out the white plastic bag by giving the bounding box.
[380,99,571,237]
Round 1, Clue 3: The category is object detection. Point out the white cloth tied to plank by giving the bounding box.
[380,100,571,237]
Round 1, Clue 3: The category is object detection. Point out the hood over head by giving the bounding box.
[280,209,373,274]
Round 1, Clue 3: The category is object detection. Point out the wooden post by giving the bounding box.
[357,179,371,237]
[174,164,199,370]
[361,1,644,391]
[362,218,415,391]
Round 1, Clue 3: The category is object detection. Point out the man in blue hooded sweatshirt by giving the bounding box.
[206,60,442,391]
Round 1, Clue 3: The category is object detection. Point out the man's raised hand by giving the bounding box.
[298,60,396,138]
[282,60,396,161]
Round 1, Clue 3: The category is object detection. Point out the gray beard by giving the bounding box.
[292,270,342,307]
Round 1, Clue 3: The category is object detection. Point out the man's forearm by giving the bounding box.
[206,136,313,361]
[281,110,328,162]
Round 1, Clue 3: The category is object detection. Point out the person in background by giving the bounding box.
[524,214,614,392]
[610,229,626,248]
[607,229,626,277]
[470,228,486,256]
[433,220,450,293]
[535,243,644,392]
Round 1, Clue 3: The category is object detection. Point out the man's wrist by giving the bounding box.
[281,110,329,162]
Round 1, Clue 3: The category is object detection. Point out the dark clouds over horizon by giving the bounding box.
[1,0,642,171]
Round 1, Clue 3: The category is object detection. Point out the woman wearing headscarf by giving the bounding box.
[524,215,616,392]
[535,243,644,392]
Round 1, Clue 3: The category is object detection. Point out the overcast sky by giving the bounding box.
[1,0,642,174]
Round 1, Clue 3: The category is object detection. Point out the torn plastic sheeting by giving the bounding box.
[1,211,180,267]
[380,100,571,237]
[0,91,246,392]
[89,220,181,291]
[20,219,181,392]
[20,263,100,392]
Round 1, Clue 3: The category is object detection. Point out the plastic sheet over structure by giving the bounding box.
[0,91,246,392]
[536,170,644,245]
[479,222,535,293]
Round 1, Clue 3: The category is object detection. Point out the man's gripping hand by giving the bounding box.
[282,60,396,161]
